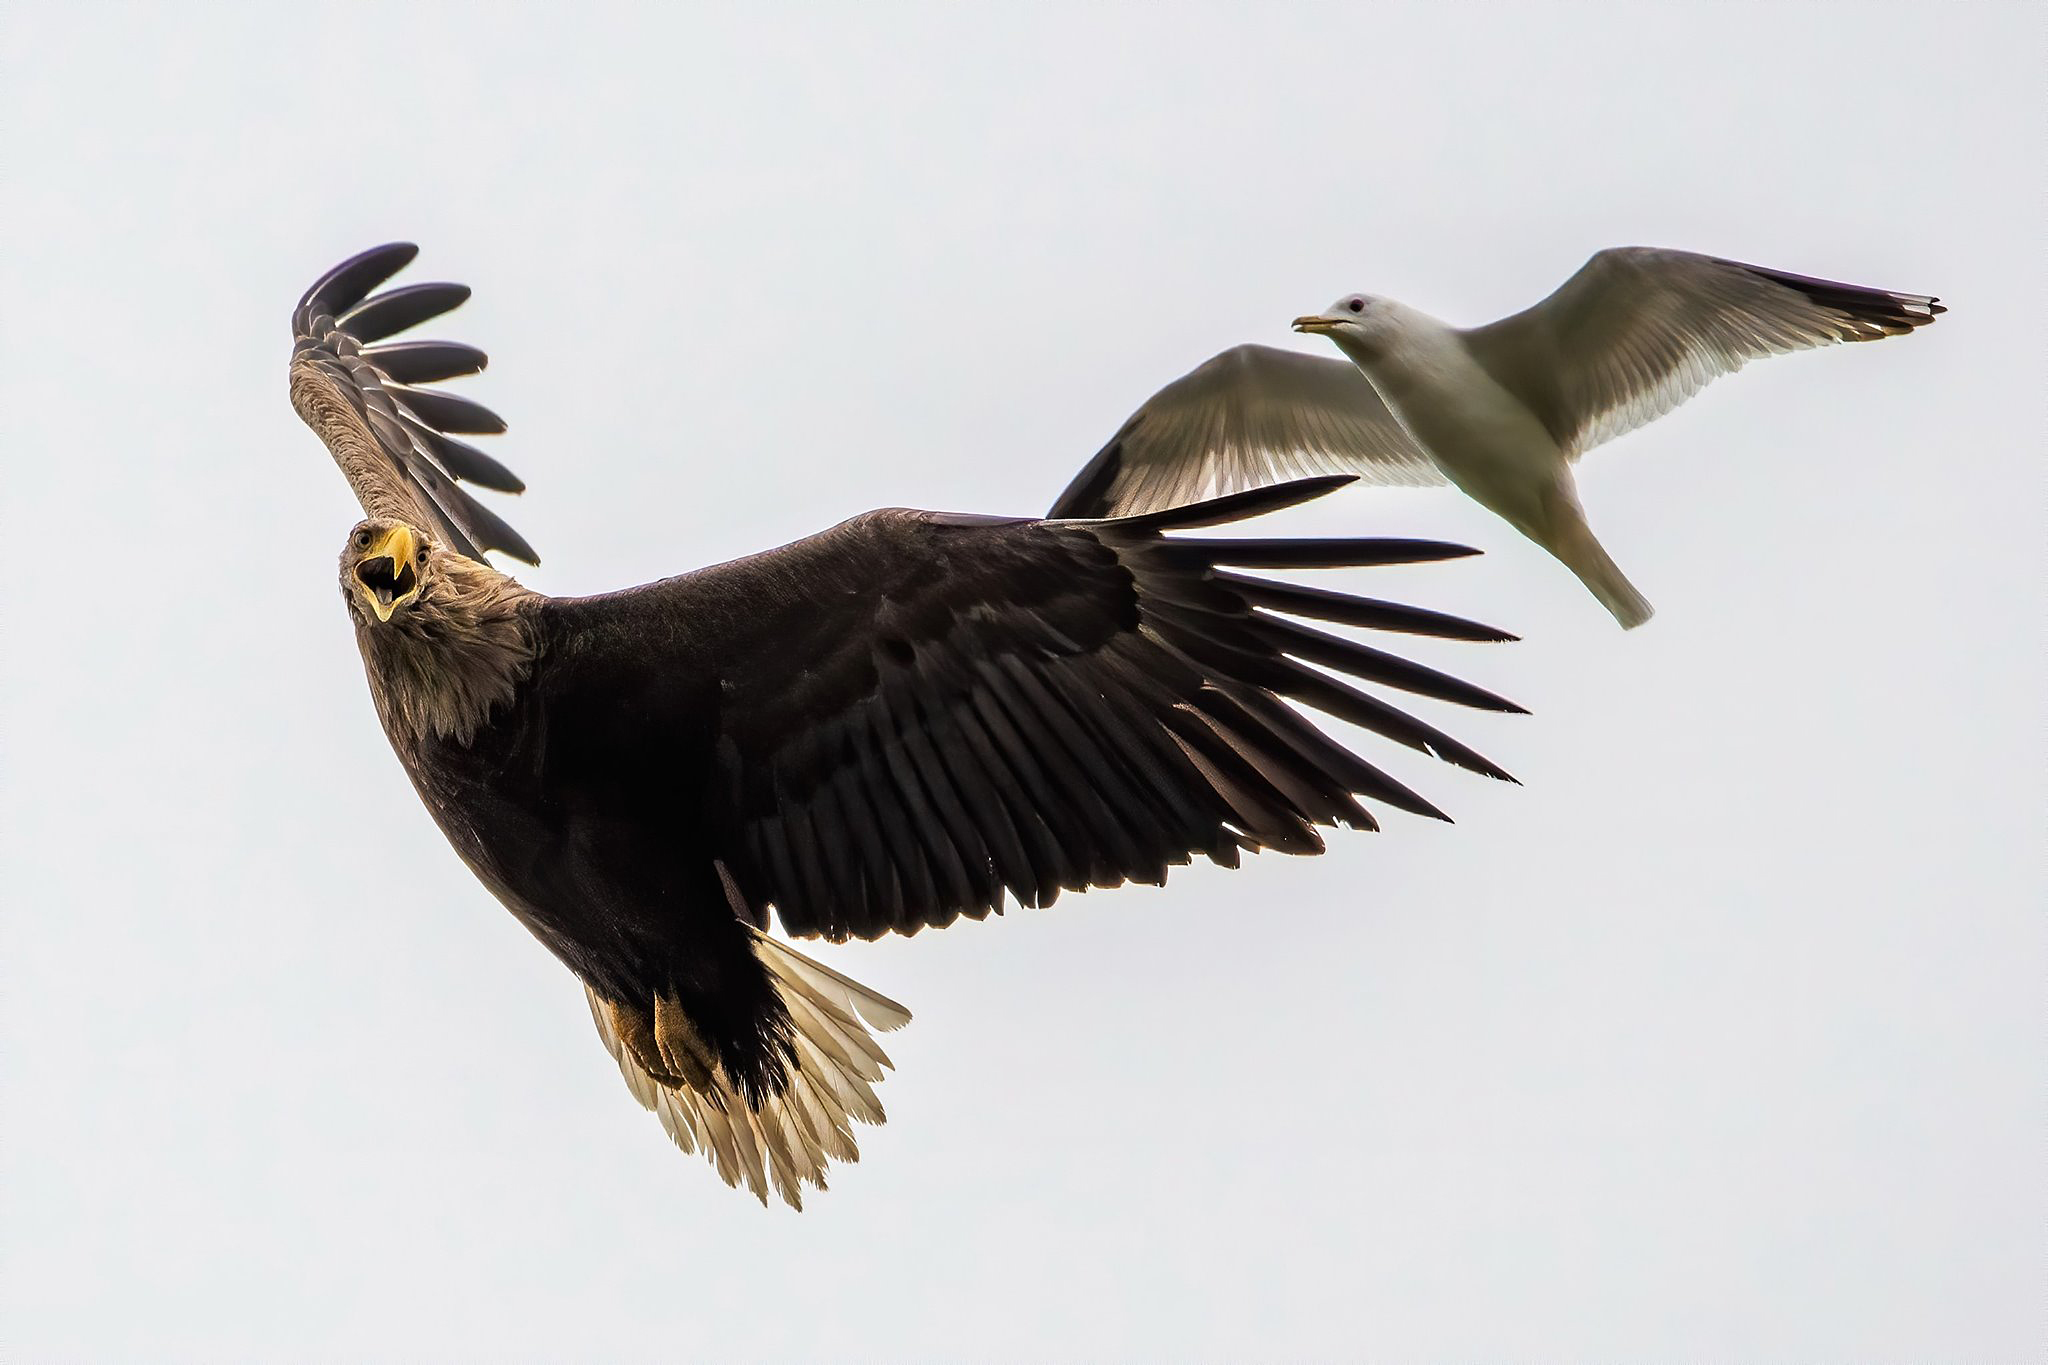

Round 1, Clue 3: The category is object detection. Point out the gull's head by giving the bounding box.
[1292,293,1407,360]
[1294,293,1385,335]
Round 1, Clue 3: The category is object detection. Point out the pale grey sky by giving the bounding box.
[4,3,2041,1361]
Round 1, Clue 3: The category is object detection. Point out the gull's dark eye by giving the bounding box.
[1348,298,1365,313]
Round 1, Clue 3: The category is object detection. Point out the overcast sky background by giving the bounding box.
[4,4,2041,1361]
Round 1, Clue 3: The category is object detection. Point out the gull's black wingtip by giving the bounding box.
[1047,429,1128,519]
[1728,257,1945,335]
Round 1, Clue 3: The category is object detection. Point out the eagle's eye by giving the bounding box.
[1348,298,1365,313]
[416,546,429,565]
[354,528,374,549]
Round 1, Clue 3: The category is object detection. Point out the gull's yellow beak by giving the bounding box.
[353,524,422,623]
[1292,315,1337,334]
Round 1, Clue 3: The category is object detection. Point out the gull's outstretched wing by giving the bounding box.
[289,243,538,564]
[1463,247,1944,460]
[1048,343,1442,519]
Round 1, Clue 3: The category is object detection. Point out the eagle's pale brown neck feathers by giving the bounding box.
[356,550,540,747]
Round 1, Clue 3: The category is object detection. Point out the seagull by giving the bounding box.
[1050,248,1943,627]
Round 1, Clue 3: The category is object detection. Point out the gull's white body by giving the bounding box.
[1323,301,1652,627]
[1332,304,1557,520]
[1053,247,1942,628]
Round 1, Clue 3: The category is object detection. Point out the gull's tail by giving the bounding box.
[1544,510,1655,630]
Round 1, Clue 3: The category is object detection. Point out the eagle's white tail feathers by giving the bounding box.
[585,932,911,1210]
[764,935,914,1033]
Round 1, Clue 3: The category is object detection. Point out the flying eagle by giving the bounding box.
[1052,248,1942,627]
[290,243,1523,1208]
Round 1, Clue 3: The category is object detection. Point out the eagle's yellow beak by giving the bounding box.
[354,524,422,623]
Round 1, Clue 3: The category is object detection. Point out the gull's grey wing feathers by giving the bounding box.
[289,242,538,565]
[1462,246,1943,460]
[1048,343,1442,519]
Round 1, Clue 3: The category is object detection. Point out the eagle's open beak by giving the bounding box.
[354,524,422,623]
[1292,315,1337,334]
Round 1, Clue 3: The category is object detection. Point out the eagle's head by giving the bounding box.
[337,517,536,744]
[341,519,435,627]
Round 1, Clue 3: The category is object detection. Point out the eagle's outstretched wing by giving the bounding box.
[289,243,538,564]
[539,477,1522,948]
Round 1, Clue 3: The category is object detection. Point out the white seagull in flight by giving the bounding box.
[1051,248,1943,628]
